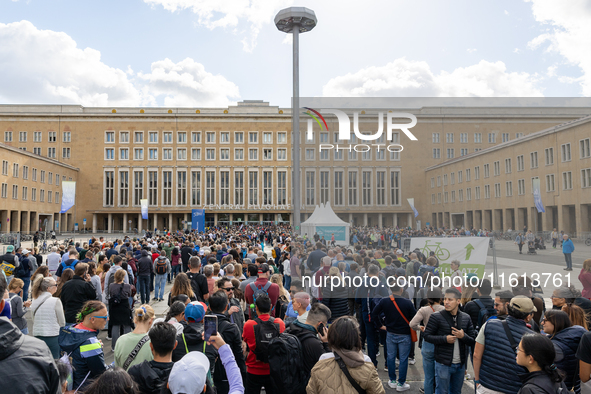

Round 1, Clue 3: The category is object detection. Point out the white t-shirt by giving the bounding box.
[47,252,61,272]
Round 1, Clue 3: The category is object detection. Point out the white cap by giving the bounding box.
[22,249,31,255]
[168,351,210,394]
[396,249,403,255]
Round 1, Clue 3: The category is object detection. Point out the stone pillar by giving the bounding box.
[363,213,368,226]
[378,213,383,228]
[92,213,97,234]
[169,213,173,230]
[230,213,234,225]
[349,213,353,224]
[153,213,158,231]
[123,213,128,233]
[31,212,38,232]
[493,210,502,232]
[541,209,552,232]
[259,213,263,224]
[409,213,413,229]
[214,213,218,226]
[393,213,398,228]
[517,208,525,233]
[107,213,113,234]
[184,213,188,229]
[575,204,583,238]
[13,211,21,232]
[0,210,7,233]
[138,213,143,233]
[21,211,30,233]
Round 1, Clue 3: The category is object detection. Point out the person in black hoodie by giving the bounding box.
[463,278,495,331]
[284,302,331,377]
[59,262,98,324]
[209,290,246,394]
[171,301,218,372]
[516,333,568,394]
[137,249,154,305]
[128,322,177,394]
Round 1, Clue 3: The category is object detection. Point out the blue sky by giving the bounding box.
[0,0,589,107]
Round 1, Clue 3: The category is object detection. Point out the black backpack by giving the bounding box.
[252,317,281,363]
[155,259,167,275]
[275,295,289,320]
[110,283,124,304]
[268,332,308,394]
[15,256,30,278]
[474,299,497,331]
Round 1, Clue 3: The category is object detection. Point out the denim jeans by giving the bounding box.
[155,274,167,299]
[284,275,291,291]
[386,332,411,384]
[564,253,572,269]
[422,340,436,394]
[138,275,150,304]
[172,264,181,279]
[435,362,465,394]
[364,319,379,366]
[21,277,31,302]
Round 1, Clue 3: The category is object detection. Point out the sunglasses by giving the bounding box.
[223,287,234,291]
[93,314,109,320]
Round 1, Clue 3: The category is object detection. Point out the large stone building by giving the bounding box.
[1,100,590,233]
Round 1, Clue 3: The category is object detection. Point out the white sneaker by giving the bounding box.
[376,351,380,357]
[388,381,397,389]
[408,358,416,365]
[465,373,472,380]
[396,383,411,392]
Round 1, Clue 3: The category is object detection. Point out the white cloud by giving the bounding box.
[144,0,294,51]
[513,48,521,54]
[138,58,240,107]
[504,9,509,15]
[322,58,543,97]
[282,34,292,45]
[0,20,240,107]
[527,0,591,94]
[547,65,557,77]
[467,48,477,53]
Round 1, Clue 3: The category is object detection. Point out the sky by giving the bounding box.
[1,0,590,108]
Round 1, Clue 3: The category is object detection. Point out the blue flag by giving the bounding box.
[140,199,148,220]
[532,178,545,213]
[192,209,205,232]
[60,181,76,213]
[407,198,419,218]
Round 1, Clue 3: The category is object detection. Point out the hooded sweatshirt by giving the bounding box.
[137,249,154,277]
[171,320,218,371]
[153,255,171,275]
[58,324,107,390]
[0,317,61,394]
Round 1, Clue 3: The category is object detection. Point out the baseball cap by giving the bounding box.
[22,249,30,255]
[395,268,406,277]
[510,295,537,313]
[396,249,403,255]
[6,245,14,253]
[258,263,270,273]
[184,301,207,323]
[168,351,210,394]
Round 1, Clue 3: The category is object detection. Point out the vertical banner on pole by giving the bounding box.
[407,198,419,217]
[532,178,545,213]
[60,181,76,213]
[192,209,205,232]
[140,199,149,220]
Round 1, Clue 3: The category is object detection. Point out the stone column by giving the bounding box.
[0,210,7,233]
[214,213,218,226]
[363,213,368,226]
[138,213,143,233]
[153,213,158,231]
[123,213,128,233]
[575,204,583,238]
[169,213,173,231]
[393,213,398,228]
[21,211,30,233]
[409,213,413,229]
[349,213,353,224]
[378,213,383,228]
[13,211,21,232]
[92,213,97,234]
[31,212,39,232]
[107,213,113,234]
[184,213,188,229]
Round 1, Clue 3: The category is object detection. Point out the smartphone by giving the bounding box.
[317,323,325,335]
[204,315,218,341]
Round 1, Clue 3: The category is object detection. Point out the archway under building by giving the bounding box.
[451,213,464,229]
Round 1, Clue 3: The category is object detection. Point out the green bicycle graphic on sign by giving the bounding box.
[421,240,451,261]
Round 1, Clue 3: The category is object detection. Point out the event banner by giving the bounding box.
[60,181,76,213]
[409,237,489,278]
[140,199,148,220]
[532,178,546,213]
[316,226,347,241]
[407,198,419,218]
[192,209,205,232]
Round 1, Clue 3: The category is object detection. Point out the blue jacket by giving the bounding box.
[552,325,587,391]
[562,239,575,254]
[355,280,389,322]
[480,316,532,394]
[58,324,107,391]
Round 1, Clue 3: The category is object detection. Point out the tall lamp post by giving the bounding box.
[274,7,317,236]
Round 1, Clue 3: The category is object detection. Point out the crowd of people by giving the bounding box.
[0,224,591,394]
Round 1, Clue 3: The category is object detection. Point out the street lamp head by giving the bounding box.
[274,7,317,33]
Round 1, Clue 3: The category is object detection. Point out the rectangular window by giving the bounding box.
[249,148,258,160]
[437,176,441,187]
[530,152,538,168]
[191,171,201,206]
[163,148,172,160]
[34,131,42,142]
[444,192,448,203]
[234,132,243,143]
[234,172,243,206]
[562,171,573,190]
[546,174,555,192]
[22,186,27,201]
[120,131,129,143]
[55,174,59,186]
[348,145,357,160]
[120,148,129,160]
[516,132,524,139]
[362,171,372,206]
[446,148,454,159]
[61,147,70,158]
[192,148,201,160]
[31,188,36,201]
[475,166,480,180]
[192,131,201,143]
[458,171,463,183]
[219,132,229,143]
[33,147,41,155]
[451,191,455,203]
[361,150,371,161]
[104,171,114,206]
[0,183,6,198]
[263,148,273,160]
[163,132,173,143]
[320,133,328,144]
[177,171,187,206]
[249,132,258,143]
[333,171,343,206]
[47,132,56,142]
[390,171,400,205]
[451,173,455,185]
[205,171,215,205]
[134,148,144,160]
[119,171,129,206]
[40,189,44,202]
[277,132,287,143]
[32,168,37,181]
[48,172,53,185]
[319,171,329,204]
[518,179,525,195]
[580,139,591,159]
[376,171,386,206]
[432,194,435,204]
[474,133,482,143]
[234,148,243,160]
[433,148,440,159]
[48,147,56,158]
[40,170,45,183]
[348,172,357,205]
[277,148,287,160]
[467,188,472,201]
[446,133,454,143]
[177,148,187,160]
[134,132,143,143]
[494,161,500,176]
[561,143,571,162]
[12,163,19,178]
[104,148,114,160]
[19,131,27,142]
[263,132,272,144]
[263,171,273,205]
[581,169,591,189]
[431,177,435,188]
[4,131,12,142]
[220,148,230,160]
[149,148,158,160]
[475,186,481,200]
[460,148,468,156]
[517,155,524,171]
[220,171,230,205]
[443,174,448,186]
[48,190,52,203]
[149,131,158,143]
[105,131,114,143]
[178,132,187,143]
[484,164,490,178]
[162,171,173,206]
[494,183,501,198]
[505,158,512,174]
[502,133,510,142]
[277,171,287,205]
[55,192,59,204]
[306,172,315,206]
[249,171,258,205]
[460,133,468,143]
[437,193,442,204]
[206,148,215,160]
[432,133,440,143]
[134,171,144,206]
[488,133,496,143]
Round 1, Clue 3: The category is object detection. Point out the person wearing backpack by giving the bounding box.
[0,245,19,284]
[14,249,36,302]
[463,279,496,331]
[153,251,171,302]
[242,293,286,394]
[244,263,280,319]
[55,249,80,279]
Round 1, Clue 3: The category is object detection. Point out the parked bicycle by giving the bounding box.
[586,237,591,246]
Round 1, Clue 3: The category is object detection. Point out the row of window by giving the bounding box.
[104,147,288,161]
[431,170,591,205]
[1,160,71,184]
[0,184,59,203]
[104,131,288,145]
[104,169,288,208]
[432,132,523,144]
[4,131,71,143]
[304,148,400,161]
[19,147,71,159]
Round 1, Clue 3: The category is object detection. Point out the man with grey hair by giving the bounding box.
[562,233,575,271]
[293,292,311,323]
[225,263,235,279]
[187,255,209,302]
[46,246,61,277]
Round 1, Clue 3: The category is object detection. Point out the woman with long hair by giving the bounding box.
[170,247,181,281]
[516,333,568,394]
[88,262,102,303]
[579,259,591,300]
[58,300,108,391]
[108,269,133,351]
[561,303,589,330]
[307,316,384,394]
[114,305,155,370]
[540,310,586,393]
[168,272,196,306]
[31,265,50,279]
[83,367,139,394]
[271,273,290,301]
[31,274,64,358]
[54,268,74,298]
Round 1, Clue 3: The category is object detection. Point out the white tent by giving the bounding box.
[301,202,350,245]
